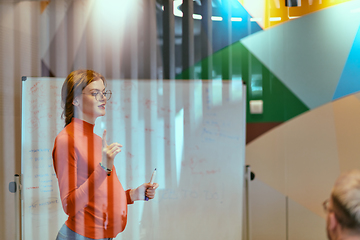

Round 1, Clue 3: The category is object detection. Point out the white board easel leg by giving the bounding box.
[245,165,252,240]
[15,174,21,240]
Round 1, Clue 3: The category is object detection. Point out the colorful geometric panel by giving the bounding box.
[241,0,360,109]
[333,25,360,100]
[177,42,309,122]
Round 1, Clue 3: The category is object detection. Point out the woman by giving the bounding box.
[52,70,159,240]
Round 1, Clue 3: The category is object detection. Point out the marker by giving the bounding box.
[145,168,156,201]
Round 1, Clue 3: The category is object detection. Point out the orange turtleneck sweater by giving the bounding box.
[52,118,133,239]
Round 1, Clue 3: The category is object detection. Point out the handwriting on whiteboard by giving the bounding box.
[201,127,240,142]
[159,188,222,202]
[28,197,60,215]
[29,149,50,153]
[182,157,221,176]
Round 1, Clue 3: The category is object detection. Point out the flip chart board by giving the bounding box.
[21,77,246,240]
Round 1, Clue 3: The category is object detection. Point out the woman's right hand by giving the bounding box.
[101,129,122,170]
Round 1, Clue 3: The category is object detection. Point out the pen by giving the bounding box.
[145,168,156,201]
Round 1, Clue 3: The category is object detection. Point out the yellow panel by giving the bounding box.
[262,0,353,29]
[332,95,360,172]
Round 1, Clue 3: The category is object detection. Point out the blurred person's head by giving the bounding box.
[61,69,107,126]
[325,169,360,240]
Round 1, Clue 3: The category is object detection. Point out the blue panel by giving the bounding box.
[211,0,263,53]
[333,25,360,100]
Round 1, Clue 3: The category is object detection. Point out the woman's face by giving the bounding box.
[74,79,107,123]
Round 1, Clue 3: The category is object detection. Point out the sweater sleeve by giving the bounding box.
[52,134,107,217]
[125,189,134,205]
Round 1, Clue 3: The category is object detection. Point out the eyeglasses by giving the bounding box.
[83,90,112,101]
[323,199,331,213]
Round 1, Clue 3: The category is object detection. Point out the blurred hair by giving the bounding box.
[61,69,106,127]
[331,169,360,232]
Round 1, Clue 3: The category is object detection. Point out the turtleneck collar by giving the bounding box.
[71,117,95,134]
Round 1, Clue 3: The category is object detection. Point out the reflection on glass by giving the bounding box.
[231,78,243,101]
[250,74,263,98]
[212,79,223,106]
[175,108,184,186]
[194,80,203,127]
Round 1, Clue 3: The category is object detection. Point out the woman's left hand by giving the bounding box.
[130,183,159,202]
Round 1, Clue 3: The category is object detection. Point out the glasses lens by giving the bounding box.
[105,90,112,100]
[95,91,112,101]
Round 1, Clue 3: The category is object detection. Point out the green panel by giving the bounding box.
[176,42,309,123]
[257,66,310,122]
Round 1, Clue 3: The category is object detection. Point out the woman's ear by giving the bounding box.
[73,97,79,106]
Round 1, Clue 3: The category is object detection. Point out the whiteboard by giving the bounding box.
[21,77,246,240]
